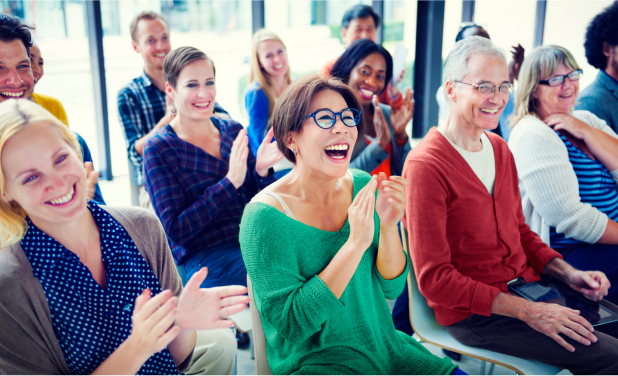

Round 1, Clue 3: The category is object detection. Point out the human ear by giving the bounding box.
[340,27,347,41]
[165,82,175,101]
[131,40,139,53]
[603,41,612,58]
[445,80,456,100]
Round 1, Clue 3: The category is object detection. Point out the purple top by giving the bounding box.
[143,117,275,264]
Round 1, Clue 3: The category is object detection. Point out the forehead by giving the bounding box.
[349,16,375,28]
[463,54,507,81]
[2,122,67,172]
[29,44,41,57]
[136,17,168,40]
[0,39,29,62]
[258,39,284,53]
[308,90,348,113]
[354,52,386,70]
[177,59,214,80]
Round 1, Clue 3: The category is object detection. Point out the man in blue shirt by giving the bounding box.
[117,11,227,209]
[576,2,618,133]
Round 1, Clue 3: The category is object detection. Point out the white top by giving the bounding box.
[508,110,618,245]
[438,129,496,195]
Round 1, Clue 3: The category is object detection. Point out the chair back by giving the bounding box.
[247,275,273,375]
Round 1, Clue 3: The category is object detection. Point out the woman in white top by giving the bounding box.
[508,45,618,303]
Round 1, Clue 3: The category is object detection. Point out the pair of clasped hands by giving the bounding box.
[348,172,408,249]
[128,268,249,358]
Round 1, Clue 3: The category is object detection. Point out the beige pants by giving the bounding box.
[138,185,155,212]
[181,329,237,375]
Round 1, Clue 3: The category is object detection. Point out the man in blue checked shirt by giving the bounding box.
[117,11,228,209]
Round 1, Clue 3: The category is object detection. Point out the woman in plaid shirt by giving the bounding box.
[143,46,283,290]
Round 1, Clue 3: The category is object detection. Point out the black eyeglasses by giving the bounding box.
[539,70,583,87]
[455,81,513,96]
[302,108,362,129]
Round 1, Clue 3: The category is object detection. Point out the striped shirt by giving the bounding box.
[549,132,618,250]
[143,117,275,264]
[117,70,227,186]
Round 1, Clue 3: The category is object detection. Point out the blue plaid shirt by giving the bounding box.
[117,70,227,185]
[143,117,275,264]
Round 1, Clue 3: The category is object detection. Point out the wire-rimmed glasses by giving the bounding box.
[455,81,513,97]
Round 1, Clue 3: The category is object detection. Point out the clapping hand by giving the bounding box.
[84,162,100,201]
[176,267,250,330]
[226,129,249,188]
[348,175,378,250]
[388,67,407,98]
[391,88,414,141]
[375,172,407,228]
[373,95,392,149]
[509,44,525,82]
[255,127,283,177]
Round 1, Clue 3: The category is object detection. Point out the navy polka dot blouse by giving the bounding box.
[20,203,181,375]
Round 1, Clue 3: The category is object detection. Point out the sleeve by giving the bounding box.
[245,137,276,194]
[245,86,270,157]
[240,204,346,344]
[74,133,106,206]
[510,125,608,243]
[390,135,411,177]
[378,89,403,112]
[405,162,501,317]
[55,101,69,127]
[117,88,146,167]
[143,136,238,248]
[349,141,389,173]
[213,101,229,115]
[373,255,409,300]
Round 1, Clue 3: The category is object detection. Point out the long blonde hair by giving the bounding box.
[510,45,581,126]
[248,29,292,125]
[0,99,81,248]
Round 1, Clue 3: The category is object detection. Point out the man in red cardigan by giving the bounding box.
[403,36,618,374]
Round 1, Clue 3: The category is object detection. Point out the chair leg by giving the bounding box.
[480,360,486,375]
[488,363,495,375]
[232,327,238,375]
[250,331,255,360]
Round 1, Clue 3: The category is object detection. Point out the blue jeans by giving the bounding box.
[560,242,618,304]
[183,243,247,288]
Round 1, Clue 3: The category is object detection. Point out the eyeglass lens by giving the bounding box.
[547,71,582,86]
[477,84,512,96]
[314,109,359,128]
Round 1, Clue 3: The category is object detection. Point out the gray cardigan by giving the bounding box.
[0,206,182,375]
[575,71,618,133]
[349,103,412,175]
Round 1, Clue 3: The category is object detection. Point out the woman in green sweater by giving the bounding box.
[240,75,457,375]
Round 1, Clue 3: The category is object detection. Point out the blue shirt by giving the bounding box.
[20,203,180,375]
[143,117,275,264]
[244,82,270,156]
[118,70,228,185]
[549,132,618,250]
[75,132,106,205]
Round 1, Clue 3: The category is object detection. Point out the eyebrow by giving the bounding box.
[14,147,65,180]
[478,80,510,85]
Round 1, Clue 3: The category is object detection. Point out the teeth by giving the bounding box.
[325,144,349,151]
[360,89,374,96]
[480,108,498,114]
[155,53,166,57]
[47,185,75,205]
[194,102,210,108]
[560,94,573,98]
[1,91,24,97]
[274,64,283,69]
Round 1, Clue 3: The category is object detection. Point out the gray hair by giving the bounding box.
[442,36,507,102]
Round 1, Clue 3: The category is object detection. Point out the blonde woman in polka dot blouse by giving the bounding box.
[0,99,249,374]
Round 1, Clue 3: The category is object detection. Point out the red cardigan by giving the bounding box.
[403,129,562,326]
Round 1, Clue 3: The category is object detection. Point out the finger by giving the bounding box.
[263,127,275,144]
[156,325,181,349]
[150,306,179,336]
[213,318,236,329]
[146,297,178,328]
[133,288,151,315]
[549,333,575,352]
[185,267,208,291]
[580,272,600,290]
[84,162,94,174]
[220,295,251,308]
[136,289,173,323]
[211,285,249,298]
[378,172,387,191]
[221,303,250,318]
[568,311,595,334]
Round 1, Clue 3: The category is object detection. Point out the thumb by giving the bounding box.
[580,272,600,289]
[263,127,275,143]
[185,267,208,291]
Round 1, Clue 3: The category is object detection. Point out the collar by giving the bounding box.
[140,69,155,87]
[600,70,618,91]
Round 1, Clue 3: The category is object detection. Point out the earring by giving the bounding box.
[292,148,297,156]
[170,104,177,116]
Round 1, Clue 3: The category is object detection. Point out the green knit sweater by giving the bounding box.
[240,169,455,375]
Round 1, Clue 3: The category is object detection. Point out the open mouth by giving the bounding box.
[154,53,167,58]
[0,90,26,99]
[358,88,375,100]
[274,63,284,70]
[45,184,76,206]
[193,101,211,109]
[559,93,573,98]
[324,143,350,161]
[480,108,498,114]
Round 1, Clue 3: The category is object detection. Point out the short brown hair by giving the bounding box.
[272,74,365,163]
[129,11,168,42]
[163,46,216,89]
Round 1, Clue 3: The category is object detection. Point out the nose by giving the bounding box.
[46,173,65,193]
[4,69,23,86]
[330,115,349,134]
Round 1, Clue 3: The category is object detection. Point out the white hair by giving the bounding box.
[442,36,507,102]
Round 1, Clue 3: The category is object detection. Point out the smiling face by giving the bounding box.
[132,17,171,71]
[167,59,216,121]
[257,39,288,79]
[534,63,579,117]
[292,90,358,178]
[0,39,34,102]
[29,43,44,85]
[341,17,377,48]
[1,121,87,228]
[447,54,509,131]
[348,52,387,105]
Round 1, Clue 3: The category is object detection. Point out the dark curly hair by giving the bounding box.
[0,14,34,56]
[584,1,618,70]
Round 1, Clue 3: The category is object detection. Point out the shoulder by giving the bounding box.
[0,244,37,302]
[144,126,174,153]
[509,115,556,144]
[349,168,372,189]
[244,83,267,104]
[407,129,449,162]
[240,201,282,237]
[31,92,62,107]
[99,205,165,243]
[573,110,608,129]
[216,117,244,135]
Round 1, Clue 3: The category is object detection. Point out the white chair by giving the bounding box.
[247,275,273,375]
[401,223,562,375]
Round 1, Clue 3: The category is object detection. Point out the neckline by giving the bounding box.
[165,118,225,162]
[555,131,599,164]
[432,128,499,198]
[250,170,357,234]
